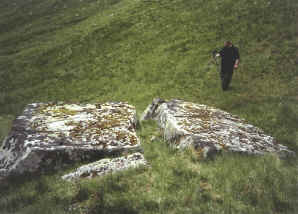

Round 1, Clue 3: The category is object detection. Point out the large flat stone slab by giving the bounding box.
[0,102,142,179]
[62,152,147,181]
[141,98,294,158]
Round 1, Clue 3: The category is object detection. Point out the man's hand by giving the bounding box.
[234,59,239,69]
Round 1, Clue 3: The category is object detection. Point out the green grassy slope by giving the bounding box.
[0,0,298,213]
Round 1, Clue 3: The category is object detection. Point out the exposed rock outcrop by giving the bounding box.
[141,98,294,158]
[62,152,147,181]
[0,102,142,179]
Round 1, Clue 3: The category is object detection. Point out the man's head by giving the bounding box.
[224,41,232,47]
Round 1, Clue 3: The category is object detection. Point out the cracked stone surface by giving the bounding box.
[62,152,147,181]
[0,102,142,179]
[142,98,294,158]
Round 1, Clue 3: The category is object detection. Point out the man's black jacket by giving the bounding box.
[219,45,240,68]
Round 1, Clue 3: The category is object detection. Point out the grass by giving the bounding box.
[0,0,298,213]
[1,122,297,213]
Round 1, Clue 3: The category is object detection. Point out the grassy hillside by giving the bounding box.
[0,0,298,213]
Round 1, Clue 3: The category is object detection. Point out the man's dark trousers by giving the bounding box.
[220,63,234,91]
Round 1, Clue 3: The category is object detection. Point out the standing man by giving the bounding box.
[216,41,240,91]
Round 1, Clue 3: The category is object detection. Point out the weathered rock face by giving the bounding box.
[0,102,142,179]
[62,152,147,181]
[142,99,294,158]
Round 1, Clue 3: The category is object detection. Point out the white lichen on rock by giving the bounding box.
[0,102,142,179]
[142,98,294,158]
[62,152,147,181]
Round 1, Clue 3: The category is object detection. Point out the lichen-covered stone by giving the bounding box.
[62,152,147,181]
[142,99,294,158]
[0,102,142,179]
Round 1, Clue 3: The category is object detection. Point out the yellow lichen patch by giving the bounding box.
[96,119,121,130]
[183,104,212,121]
[129,135,138,145]
[53,107,78,116]
[65,121,78,127]
[69,124,85,138]
[116,131,127,141]
[37,104,79,118]
[172,102,216,135]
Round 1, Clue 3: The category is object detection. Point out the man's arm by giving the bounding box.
[235,47,240,60]
[234,47,240,68]
[234,59,239,68]
[216,48,224,57]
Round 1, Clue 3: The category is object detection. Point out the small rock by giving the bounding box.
[150,136,157,142]
[200,181,212,191]
[62,152,147,181]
